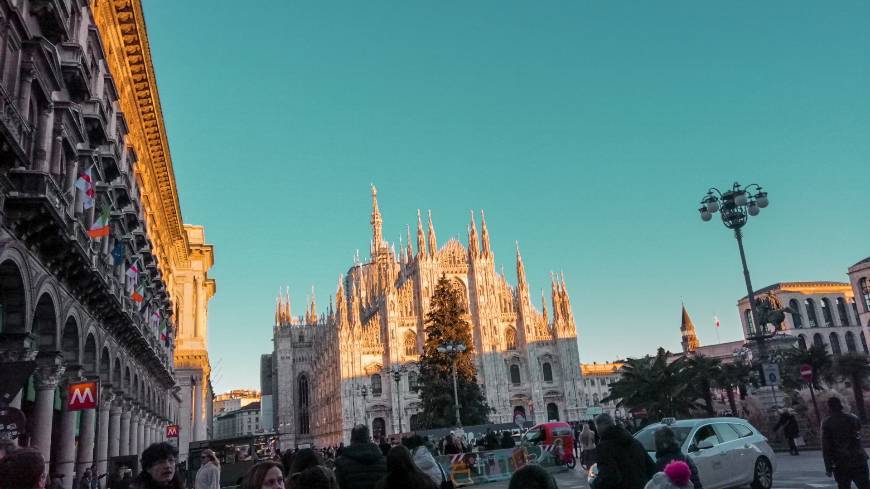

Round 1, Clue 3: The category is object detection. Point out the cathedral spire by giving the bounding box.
[308,286,317,323]
[515,241,527,291]
[541,288,548,324]
[427,209,437,255]
[468,210,479,259]
[406,224,413,261]
[370,184,384,252]
[275,293,281,326]
[480,210,492,259]
[416,209,427,257]
[550,272,562,322]
[680,303,700,353]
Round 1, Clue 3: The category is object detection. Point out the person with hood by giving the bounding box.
[593,413,656,489]
[644,461,693,489]
[652,427,701,489]
[290,465,337,489]
[335,424,387,489]
[133,443,184,489]
[821,397,870,489]
[194,450,220,489]
[772,408,801,456]
[579,424,598,469]
[403,435,442,487]
[375,446,438,489]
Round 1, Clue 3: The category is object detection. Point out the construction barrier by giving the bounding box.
[435,445,563,486]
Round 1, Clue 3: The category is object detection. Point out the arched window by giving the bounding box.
[797,335,807,351]
[789,300,803,328]
[830,332,842,355]
[813,333,825,349]
[298,375,310,434]
[836,298,850,326]
[408,371,418,391]
[505,328,517,351]
[510,365,521,385]
[861,278,870,312]
[744,309,754,333]
[542,362,553,382]
[371,374,382,396]
[805,299,819,328]
[862,331,869,354]
[372,418,385,439]
[409,414,420,430]
[821,299,834,327]
[546,403,559,421]
[404,331,417,357]
[852,300,860,322]
[845,331,858,353]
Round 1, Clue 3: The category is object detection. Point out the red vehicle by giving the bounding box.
[521,422,576,468]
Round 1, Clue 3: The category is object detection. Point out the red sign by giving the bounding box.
[630,408,648,418]
[800,364,813,382]
[67,381,98,411]
[166,424,180,438]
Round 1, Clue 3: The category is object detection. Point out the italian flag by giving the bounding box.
[160,319,169,343]
[131,282,145,302]
[88,206,111,238]
[75,165,95,210]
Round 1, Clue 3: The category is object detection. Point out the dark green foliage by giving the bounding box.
[833,353,870,422]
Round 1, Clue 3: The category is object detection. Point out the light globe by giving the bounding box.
[734,191,748,207]
[756,192,768,208]
[748,204,760,216]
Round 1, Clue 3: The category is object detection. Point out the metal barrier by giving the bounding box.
[435,445,562,486]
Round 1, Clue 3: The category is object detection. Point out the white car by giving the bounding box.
[633,417,776,489]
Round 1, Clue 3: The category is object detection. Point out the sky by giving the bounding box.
[142,1,870,394]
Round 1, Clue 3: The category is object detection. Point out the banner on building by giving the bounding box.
[166,424,180,438]
[68,381,99,411]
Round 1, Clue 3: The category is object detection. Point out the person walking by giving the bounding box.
[644,461,694,489]
[500,431,516,449]
[592,413,656,489]
[194,450,221,489]
[822,397,870,489]
[652,427,701,489]
[132,443,185,489]
[334,425,387,489]
[374,446,438,489]
[773,408,801,456]
[579,424,598,470]
[402,435,442,487]
[0,448,47,489]
[241,461,284,489]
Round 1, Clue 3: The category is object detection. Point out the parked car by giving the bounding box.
[521,422,576,468]
[633,417,775,489]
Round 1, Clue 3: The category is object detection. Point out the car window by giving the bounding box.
[634,426,692,452]
[691,425,719,450]
[552,426,573,437]
[713,423,740,443]
[524,428,542,443]
[731,423,754,438]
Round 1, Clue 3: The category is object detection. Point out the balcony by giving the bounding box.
[28,0,72,44]
[59,43,91,102]
[0,85,34,163]
[82,100,108,146]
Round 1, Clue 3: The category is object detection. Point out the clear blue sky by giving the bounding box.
[143,1,870,394]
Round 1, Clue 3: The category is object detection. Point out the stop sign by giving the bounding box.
[800,364,813,382]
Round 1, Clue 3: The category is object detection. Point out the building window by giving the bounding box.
[298,375,310,435]
[836,298,850,326]
[813,333,824,350]
[805,299,819,328]
[797,335,807,351]
[852,299,861,322]
[408,371,418,391]
[861,278,870,313]
[830,332,842,355]
[862,331,869,354]
[744,309,754,332]
[821,299,834,327]
[546,403,559,422]
[845,331,858,353]
[404,331,416,357]
[542,362,553,382]
[505,327,517,351]
[510,365,521,385]
[371,374,382,397]
[789,300,803,328]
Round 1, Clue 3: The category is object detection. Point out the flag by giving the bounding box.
[714,316,720,328]
[87,206,110,238]
[111,242,125,266]
[75,165,95,210]
[160,319,169,343]
[131,282,145,302]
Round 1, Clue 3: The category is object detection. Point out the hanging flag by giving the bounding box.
[714,316,721,328]
[111,242,125,266]
[131,282,145,302]
[87,206,111,238]
[74,165,95,210]
[160,319,169,343]
[150,309,161,330]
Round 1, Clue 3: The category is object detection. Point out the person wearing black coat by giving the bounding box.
[334,425,387,489]
[592,413,656,489]
[500,431,516,449]
[653,427,702,489]
[822,397,870,489]
[773,409,801,456]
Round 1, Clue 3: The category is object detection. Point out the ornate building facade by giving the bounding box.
[272,188,584,448]
[0,2,213,485]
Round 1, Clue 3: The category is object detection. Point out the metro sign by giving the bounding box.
[68,381,98,411]
[166,424,180,438]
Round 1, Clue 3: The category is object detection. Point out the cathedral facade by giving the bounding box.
[271,188,584,448]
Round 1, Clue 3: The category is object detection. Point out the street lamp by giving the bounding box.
[385,365,408,434]
[699,182,771,360]
[436,341,467,427]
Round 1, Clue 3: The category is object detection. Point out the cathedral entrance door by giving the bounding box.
[372,417,385,440]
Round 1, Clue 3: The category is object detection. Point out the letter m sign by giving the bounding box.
[68,381,98,411]
[166,424,180,438]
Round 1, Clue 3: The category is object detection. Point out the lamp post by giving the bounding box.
[385,365,407,434]
[359,385,368,427]
[699,182,771,360]
[437,341,467,427]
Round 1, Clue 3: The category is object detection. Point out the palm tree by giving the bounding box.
[832,353,870,423]
[604,348,698,420]
[685,355,722,416]
[784,344,834,391]
[715,362,753,416]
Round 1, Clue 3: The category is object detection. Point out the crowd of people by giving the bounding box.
[2,396,868,489]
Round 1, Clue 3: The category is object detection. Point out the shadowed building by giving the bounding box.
[272,187,585,448]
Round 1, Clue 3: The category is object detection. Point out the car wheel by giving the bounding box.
[751,457,773,489]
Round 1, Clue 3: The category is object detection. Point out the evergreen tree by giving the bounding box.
[418,275,491,427]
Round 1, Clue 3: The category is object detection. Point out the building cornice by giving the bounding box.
[738,281,853,301]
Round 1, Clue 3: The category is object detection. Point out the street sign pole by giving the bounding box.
[800,364,820,425]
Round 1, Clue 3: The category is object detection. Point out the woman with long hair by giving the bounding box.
[132,443,184,489]
[375,446,437,489]
[194,449,220,489]
[242,461,284,489]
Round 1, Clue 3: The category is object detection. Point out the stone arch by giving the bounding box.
[297,373,310,435]
[449,278,469,312]
[100,346,111,380]
[83,333,97,375]
[113,357,123,386]
[133,373,139,401]
[403,330,417,357]
[505,326,517,350]
[0,258,29,333]
[33,292,58,350]
[845,331,858,353]
[124,366,131,392]
[830,332,842,355]
[61,316,80,364]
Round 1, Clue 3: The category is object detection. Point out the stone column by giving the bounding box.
[143,414,151,447]
[119,402,132,456]
[31,355,65,466]
[74,402,97,483]
[137,414,146,452]
[95,388,115,487]
[192,377,202,441]
[57,367,84,489]
[129,405,140,456]
[108,395,122,458]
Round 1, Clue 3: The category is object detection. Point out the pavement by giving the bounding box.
[484,450,837,489]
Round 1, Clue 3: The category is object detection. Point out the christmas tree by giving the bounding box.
[418,275,491,427]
